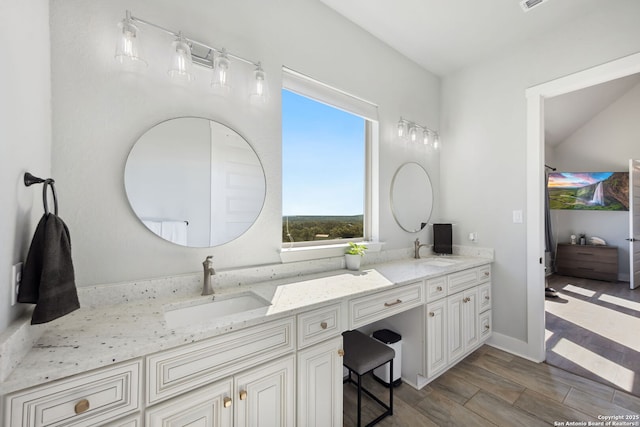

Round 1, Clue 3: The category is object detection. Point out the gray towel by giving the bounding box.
[18,213,80,324]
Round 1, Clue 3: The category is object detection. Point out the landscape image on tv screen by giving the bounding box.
[547,172,629,211]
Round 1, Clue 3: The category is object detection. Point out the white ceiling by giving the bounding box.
[545,74,640,147]
[319,0,604,76]
[319,0,639,147]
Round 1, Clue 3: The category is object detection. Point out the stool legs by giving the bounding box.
[344,359,394,427]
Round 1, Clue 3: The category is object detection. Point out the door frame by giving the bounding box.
[525,52,640,362]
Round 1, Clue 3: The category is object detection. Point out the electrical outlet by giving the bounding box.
[11,262,23,306]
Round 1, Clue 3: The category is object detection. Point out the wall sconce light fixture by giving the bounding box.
[397,118,439,149]
[115,10,268,103]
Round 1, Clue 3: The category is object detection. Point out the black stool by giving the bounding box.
[342,330,395,427]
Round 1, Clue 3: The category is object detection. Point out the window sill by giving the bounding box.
[279,241,384,264]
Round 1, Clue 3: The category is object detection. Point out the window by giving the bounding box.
[281,68,378,247]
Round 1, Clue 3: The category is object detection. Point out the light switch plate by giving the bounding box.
[11,262,23,306]
[512,210,523,224]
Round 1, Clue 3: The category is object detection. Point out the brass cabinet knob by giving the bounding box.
[436,286,443,291]
[74,399,90,415]
[338,349,345,357]
[485,325,491,330]
[239,390,247,400]
[223,397,232,408]
[485,295,490,300]
[428,312,435,317]
[320,321,328,330]
[484,272,490,276]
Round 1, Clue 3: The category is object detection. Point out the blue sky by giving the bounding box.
[282,89,365,216]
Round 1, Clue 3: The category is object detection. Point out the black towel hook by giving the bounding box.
[24,172,58,216]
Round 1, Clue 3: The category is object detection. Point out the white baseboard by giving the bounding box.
[486,332,544,363]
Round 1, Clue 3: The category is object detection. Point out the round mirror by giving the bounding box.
[124,117,266,247]
[390,162,433,233]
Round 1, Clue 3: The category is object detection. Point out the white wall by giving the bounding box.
[549,81,640,281]
[441,1,640,344]
[0,1,52,332]
[49,0,440,287]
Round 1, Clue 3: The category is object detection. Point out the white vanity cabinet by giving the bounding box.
[144,317,296,427]
[145,355,296,427]
[296,303,345,427]
[3,359,142,427]
[424,264,492,383]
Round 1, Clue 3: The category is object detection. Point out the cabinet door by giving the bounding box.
[297,336,343,427]
[234,355,295,427]
[447,294,465,363]
[145,378,233,427]
[426,299,447,378]
[462,288,479,351]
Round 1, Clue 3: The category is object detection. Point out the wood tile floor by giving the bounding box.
[545,274,640,397]
[343,345,640,426]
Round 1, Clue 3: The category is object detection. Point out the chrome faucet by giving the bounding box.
[414,238,429,259]
[202,256,216,296]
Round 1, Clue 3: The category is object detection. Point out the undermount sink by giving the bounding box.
[420,258,460,267]
[164,292,271,329]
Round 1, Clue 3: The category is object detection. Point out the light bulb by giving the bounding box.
[115,12,146,70]
[423,130,430,145]
[433,132,440,149]
[211,49,232,94]
[168,32,195,82]
[249,63,269,104]
[397,121,406,137]
[409,126,418,142]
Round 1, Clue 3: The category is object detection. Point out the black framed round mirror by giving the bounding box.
[124,117,266,247]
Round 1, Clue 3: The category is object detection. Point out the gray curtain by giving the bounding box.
[545,171,555,273]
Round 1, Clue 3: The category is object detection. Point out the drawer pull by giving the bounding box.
[338,349,345,357]
[223,397,232,408]
[239,390,247,400]
[74,399,90,415]
[384,299,402,307]
[320,321,328,329]
[485,295,490,300]
[463,297,471,303]
[484,325,491,330]
[436,286,443,291]
[428,312,435,317]
[484,272,490,276]
[577,252,593,256]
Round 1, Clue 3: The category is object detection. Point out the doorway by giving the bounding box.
[525,52,640,363]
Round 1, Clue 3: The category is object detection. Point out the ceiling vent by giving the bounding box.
[520,0,549,11]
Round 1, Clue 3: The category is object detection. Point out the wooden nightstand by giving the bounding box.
[556,243,618,282]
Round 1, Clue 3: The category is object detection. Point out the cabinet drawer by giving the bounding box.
[478,265,491,283]
[297,303,344,349]
[425,277,447,302]
[146,317,295,405]
[349,282,424,329]
[478,283,491,313]
[4,360,141,427]
[480,310,492,341]
[448,268,479,294]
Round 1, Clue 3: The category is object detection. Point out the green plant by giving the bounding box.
[345,242,367,256]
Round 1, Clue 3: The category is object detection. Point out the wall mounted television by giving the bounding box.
[547,172,629,211]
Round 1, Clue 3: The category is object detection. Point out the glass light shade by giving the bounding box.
[211,50,232,93]
[433,132,440,149]
[423,129,430,145]
[249,64,269,104]
[409,126,418,142]
[115,18,147,69]
[168,33,195,82]
[397,121,406,137]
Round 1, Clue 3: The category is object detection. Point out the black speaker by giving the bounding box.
[433,223,452,255]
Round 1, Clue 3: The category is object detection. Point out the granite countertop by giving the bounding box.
[0,254,491,395]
